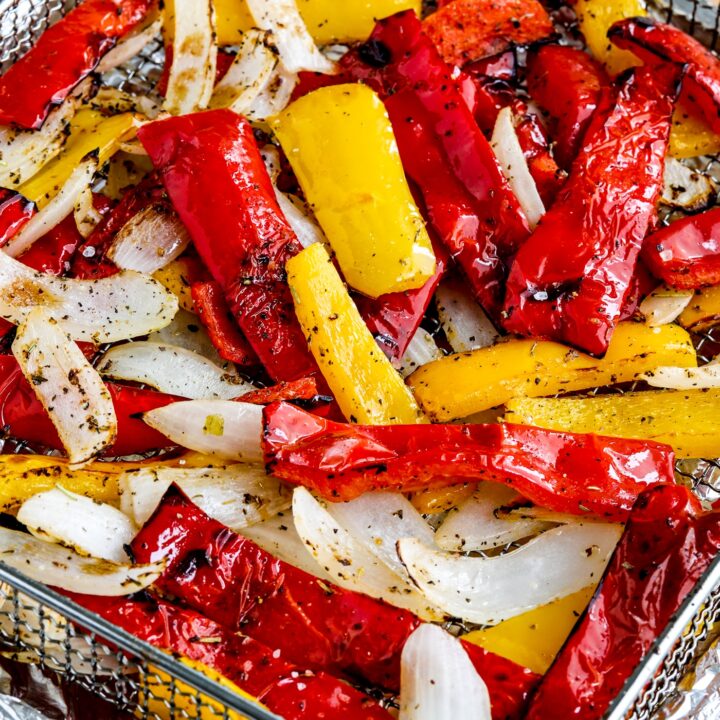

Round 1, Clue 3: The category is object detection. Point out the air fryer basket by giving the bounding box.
[0,2,719,719]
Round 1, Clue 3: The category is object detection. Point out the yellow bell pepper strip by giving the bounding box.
[213,0,421,46]
[505,389,720,460]
[287,242,426,424]
[679,285,720,331]
[152,257,199,313]
[463,586,596,675]
[270,84,436,299]
[408,322,697,422]
[19,109,137,208]
[670,98,720,159]
[573,0,644,76]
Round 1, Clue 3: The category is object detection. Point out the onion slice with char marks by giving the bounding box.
[12,308,116,465]
[435,280,499,353]
[0,526,163,596]
[639,285,694,327]
[399,521,622,625]
[97,16,164,74]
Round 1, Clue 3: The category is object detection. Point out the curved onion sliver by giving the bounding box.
[435,281,499,353]
[639,286,693,327]
[97,16,163,74]
[643,363,720,390]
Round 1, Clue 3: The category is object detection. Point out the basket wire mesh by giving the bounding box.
[0,1,718,719]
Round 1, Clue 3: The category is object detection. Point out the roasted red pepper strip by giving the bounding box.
[341,11,530,320]
[526,45,610,170]
[422,0,554,67]
[642,207,720,289]
[0,190,35,245]
[465,50,517,83]
[191,281,260,367]
[237,377,319,405]
[0,0,153,129]
[0,355,174,456]
[609,17,720,135]
[503,63,683,356]
[263,402,676,520]
[71,593,392,720]
[526,484,720,720]
[18,214,84,276]
[138,110,320,383]
[132,488,539,719]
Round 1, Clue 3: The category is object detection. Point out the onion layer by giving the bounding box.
[97,16,163,74]
[395,329,442,378]
[639,286,694,327]
[643,363,720,389]
[435,281,499,353]
[661,157,716,212]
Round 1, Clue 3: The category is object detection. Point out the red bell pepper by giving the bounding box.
[526,45,610,170]
[619,261,656,320]
[341,11,530,321]
[422,0,554,68]
[71,592,392,720]
[132,488,539,719]
[464,50,517,83]
[18,215,83,276]
[0,355,174,456]
[237,376,320,405]
[642,206,720,289]
[609,16,720,135]
[262,402,676,521]
[0,190,35,245]
[191,281,260,367]
[502,63,683,356]
[138,110,321,384]
[526,484,720,720]
[0,0,154,129]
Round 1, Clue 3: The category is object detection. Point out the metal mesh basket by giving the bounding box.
[0,1,719,719]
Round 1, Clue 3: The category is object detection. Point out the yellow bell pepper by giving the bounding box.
[152,258,197,313]
[679,286,720,331]
[271,84,436,299]
[140,657,262,720]
[670,100,720,159]
[20,109,137,208]
[574,0,644,75]
[213,0,421,46]
[505,389,720,459]
[287,242,426,424]
[463,586,596,675]
[408,322,697,422]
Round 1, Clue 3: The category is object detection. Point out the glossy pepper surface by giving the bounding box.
[263,401,676,520]
[132,488,539,719]
[341,11,530,320]
[526,45,609,170]
[71,592,392,720]
[0,190,34,246]
[526,485,720,720]
[642,206,720,289]
[138,110,320,384]
[503,63,683,356]
[0,0,153,129]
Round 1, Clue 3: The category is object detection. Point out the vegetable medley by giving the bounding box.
[1,0,720,718]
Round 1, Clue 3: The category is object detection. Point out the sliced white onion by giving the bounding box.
[239,510,333,581]
[399,625,491,720]
[639,285,694,327]
[292,487,445,621]
[0,250,178,343]
[17,487,136,563]
[399,521,622,625]
[210,29,279,113]
[147,307,225,362]
[4,156,97,257]
[245,63,298,121]
[91,87,164,120]
[163,0,217,115]
[107,202,191,273]
[435,281,499,353]
[0,526,163,596]
[99,342,252,400]
[74,185,104,239]
[245,0,335,74]
[12,308,117,465]
[642,364,720,389]
[491,106,545,229]
[97,16,163,73]
[435,483,552,553]
[119,464,289,528]
[143,399,263,460]
[661,157,716,212]
[395,329,443,378]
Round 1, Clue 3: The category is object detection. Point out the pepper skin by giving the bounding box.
[191,281,260,367]
[525,485,720,720]
[642,206,720,289]
[609,17,720,136]
[19,215,84,276]
[422,0,554,68]
[0,190,34,246]
[138,110,320,383]
[132,488,539,719]
[341,11,530,320]
[503,63,683,356]
[263,401,676,520]
[526,45,609,170]
[0,0,153,129]
[237,377,320,405]
[71,593,393,720]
